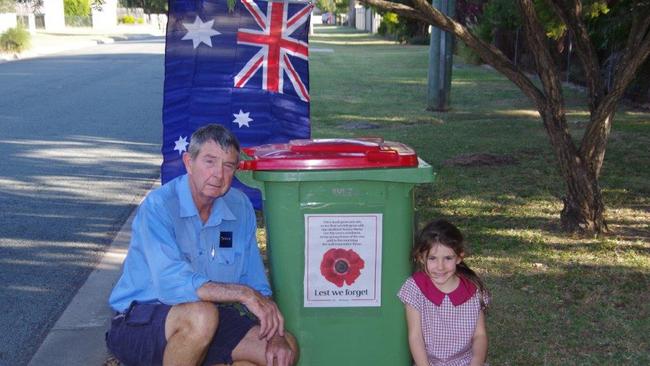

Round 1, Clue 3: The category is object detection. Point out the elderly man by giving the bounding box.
[106,124,297,366]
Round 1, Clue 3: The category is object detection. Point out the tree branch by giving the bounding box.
[545,0,603,110]
[611,10,650,94]
[625,6,650,53]
[517,0,568,128]
[359,0,547,108]
[580,21,650,176]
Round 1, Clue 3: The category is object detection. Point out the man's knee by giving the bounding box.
[166,301,219,342]
[231,327,300,366]
[284,331,299,364]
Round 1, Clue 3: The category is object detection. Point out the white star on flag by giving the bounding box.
[232,110,253,128]
[173,136,189,155]
[181,16,221,48]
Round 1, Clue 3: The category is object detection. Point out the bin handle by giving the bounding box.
[290,139,400,162]
[289,138,383,153]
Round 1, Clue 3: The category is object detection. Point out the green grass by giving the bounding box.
[303,25,650,365]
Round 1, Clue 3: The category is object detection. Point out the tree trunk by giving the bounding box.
[516,0,606,235]
[538,104,607,234]
[558,154,607,235]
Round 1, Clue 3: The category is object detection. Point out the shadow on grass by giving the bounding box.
[417,199,649,251]
[414,189,649,363]
[487,265,649,364]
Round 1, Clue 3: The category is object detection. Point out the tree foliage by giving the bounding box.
[359,0,650,235]
[316,0,349,14]
[0,0,14,13]
[64,0,90,16]
[0,26,30,52]
[372,1,431,43]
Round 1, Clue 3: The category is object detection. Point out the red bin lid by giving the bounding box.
[239,138,419,170]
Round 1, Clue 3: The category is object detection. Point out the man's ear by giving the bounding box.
[182,152,192,173]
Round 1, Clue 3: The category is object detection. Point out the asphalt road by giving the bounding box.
[0,37,165,365]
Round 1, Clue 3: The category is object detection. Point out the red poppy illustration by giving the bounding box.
[320,248,365,287]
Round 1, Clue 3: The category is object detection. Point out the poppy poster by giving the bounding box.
[304,214,383,307]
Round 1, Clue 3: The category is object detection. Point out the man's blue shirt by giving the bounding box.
[109,174,271,312]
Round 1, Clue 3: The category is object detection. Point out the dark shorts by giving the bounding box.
[106,302,258,366]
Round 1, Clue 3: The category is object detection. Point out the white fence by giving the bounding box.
[354,6,380,33]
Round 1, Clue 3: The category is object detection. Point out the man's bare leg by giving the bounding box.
[215,326,298,366]
[164,301,219,366]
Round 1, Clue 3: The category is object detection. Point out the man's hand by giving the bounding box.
[265,334,295,366]
[197,282,285,341]
[242,290,285,341]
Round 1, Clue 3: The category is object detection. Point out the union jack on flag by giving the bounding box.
[236,0,312,101]
[161,0,313,208]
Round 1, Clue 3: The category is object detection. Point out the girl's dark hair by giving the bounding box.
[412,219,489,309]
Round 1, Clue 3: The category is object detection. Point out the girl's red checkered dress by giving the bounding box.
[398,274,490,366]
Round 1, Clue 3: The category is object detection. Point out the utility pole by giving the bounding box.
[427,0,455,111]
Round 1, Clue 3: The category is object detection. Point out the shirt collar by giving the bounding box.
[413,271,477,306]
[177,174,236,225]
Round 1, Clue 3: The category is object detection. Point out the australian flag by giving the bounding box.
[161,0,313,208]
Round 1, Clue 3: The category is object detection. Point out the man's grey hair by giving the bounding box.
[187,124,241,160]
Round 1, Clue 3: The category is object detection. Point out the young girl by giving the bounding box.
[398,219,490,366]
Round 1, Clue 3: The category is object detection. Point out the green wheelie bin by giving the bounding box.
[237,138,434,366]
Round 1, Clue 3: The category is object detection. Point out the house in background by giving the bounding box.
[1,0,64,32]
